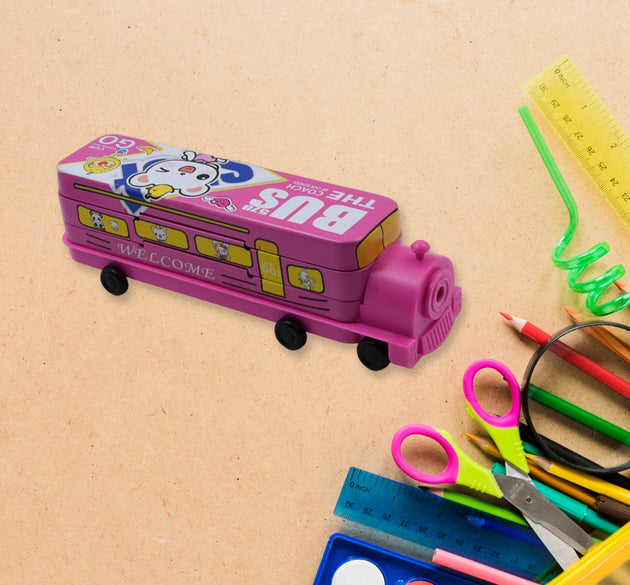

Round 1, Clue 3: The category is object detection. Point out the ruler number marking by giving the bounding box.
[334,468,554,580]
[526,56,630,224]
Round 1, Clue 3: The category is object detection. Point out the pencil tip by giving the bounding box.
[526,453,549,468]
[500,311,513,321]
[466,433,488,448]
[564,307,579,320]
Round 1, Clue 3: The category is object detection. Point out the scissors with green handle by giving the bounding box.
[391,358,595,570]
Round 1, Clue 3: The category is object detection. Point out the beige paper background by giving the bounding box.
[2,2,630,583]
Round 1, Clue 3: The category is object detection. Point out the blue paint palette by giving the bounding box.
[313,534,484,585]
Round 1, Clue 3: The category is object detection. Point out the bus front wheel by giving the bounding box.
[357,338,390,371]
[100,265,129,296]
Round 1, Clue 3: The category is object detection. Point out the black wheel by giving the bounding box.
[357,338,390,371]
[100,264,128,296]
[274,317,307,350]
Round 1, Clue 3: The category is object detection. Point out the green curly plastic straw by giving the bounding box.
[518,105,629,316]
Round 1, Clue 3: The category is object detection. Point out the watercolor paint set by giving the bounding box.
[312,533,485,585]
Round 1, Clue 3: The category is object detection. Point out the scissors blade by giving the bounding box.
[495,464,595,553]
[525,520,580,570]
[494,474,580,570]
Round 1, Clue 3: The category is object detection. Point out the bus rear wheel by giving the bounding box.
[274,317,307,351]
[100,265,128,296]
[357,338,390,371]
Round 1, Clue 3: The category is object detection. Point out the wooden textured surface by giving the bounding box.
[2,2,630,583]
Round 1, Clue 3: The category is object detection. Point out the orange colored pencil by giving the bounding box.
[466,434,597,506]
[564,308,630,364]
[529,455,630,506]
[468,434,630,524]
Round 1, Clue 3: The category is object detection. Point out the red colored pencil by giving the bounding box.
[501,312,630,400]
[615,281,629,294]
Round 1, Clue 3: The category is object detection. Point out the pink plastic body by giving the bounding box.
[462,359,521,428]
[391,424,461,484]
[57,135,462,368]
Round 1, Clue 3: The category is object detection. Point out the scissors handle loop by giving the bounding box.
[391,424,461,485]
[463,358,529,474]
[462,358,521,428]
[391,424,503,497]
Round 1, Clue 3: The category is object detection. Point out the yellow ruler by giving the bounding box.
[525,55,630,228]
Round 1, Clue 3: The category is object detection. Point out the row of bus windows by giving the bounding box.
[77,205,324,293]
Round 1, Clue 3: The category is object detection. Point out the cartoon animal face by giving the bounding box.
[212,240,230,260]
[127,151,221,199]
[151,225,168,242]
[298,269,314,290]
[90,211,104,229]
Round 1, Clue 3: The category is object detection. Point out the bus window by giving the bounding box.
[287,266,324,293]
[382,209,401,247]
[356,224,384,269]
[134,219,189,249]
[196,235,253,267]
[355,210,401,269]
[78,206,130,237]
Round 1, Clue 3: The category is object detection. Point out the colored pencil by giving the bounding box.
[432,548,537,585]
[492,462,620,535]
[529,455,630,506]
[527,383,630,446]
[467,434,598,506]
[427,486,527,526]
[501,312,630,400]
[466,433,630,524]
[595,494,630,525]
[565,307,630,364]
[517,430,630,524]
[520,440,546,457]
[519,423,630,492]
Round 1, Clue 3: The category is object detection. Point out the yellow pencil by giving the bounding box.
[565,307,630,363]
[467,434,598,506]
[529,454,630,506]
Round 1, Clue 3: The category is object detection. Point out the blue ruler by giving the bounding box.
[334,467,560,581]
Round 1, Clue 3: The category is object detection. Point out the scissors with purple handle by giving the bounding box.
[391,358,595,570]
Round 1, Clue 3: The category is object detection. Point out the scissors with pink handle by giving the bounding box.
[391,358,595,570]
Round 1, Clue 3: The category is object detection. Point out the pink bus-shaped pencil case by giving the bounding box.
[57,135,461,370]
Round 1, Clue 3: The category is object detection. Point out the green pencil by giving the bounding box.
[528,383,630,446]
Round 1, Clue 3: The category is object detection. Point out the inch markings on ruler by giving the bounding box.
[525,55,630,228]
[334,467,558,582]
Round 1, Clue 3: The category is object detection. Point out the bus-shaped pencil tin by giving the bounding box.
[57,135,461,370]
